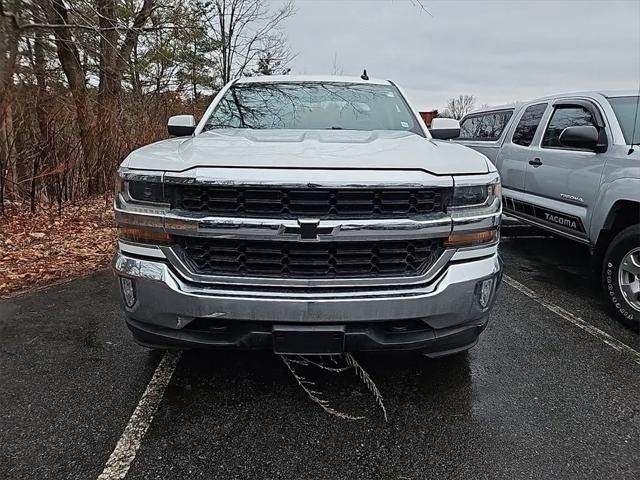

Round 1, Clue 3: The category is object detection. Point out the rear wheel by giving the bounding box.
[602,225,640,332]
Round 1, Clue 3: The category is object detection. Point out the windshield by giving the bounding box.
[203,82,421,135]
[609,96,640,145]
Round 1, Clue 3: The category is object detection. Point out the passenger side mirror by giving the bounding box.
[429,118,461,140]
[168,115,196,136]
[558,126,599,151]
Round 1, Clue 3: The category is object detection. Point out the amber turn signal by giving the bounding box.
[445,229,498,247]
[118,227,173,245]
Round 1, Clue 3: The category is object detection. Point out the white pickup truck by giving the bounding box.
[113,75,503,355]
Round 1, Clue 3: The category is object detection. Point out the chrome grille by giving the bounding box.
[168,185,450,218]
[174,237,444,278]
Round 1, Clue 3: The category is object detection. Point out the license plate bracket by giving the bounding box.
[273,325,345,355]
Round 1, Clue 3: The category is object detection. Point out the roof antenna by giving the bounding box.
[360,69,369,81]
[628,77,640,155]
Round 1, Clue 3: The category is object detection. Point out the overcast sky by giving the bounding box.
[282,0,640,111]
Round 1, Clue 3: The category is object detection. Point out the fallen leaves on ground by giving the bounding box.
[0,198,116,298]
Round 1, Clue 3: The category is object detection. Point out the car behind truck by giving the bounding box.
[455,92,640,330]
[113,75,503,356]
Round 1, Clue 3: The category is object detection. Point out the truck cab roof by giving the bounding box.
[234,75,393,86]
[466,91,638,117]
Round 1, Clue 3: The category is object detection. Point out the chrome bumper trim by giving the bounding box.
[450,243,499,261]
[113,251,502,329]
[118,240,165,259]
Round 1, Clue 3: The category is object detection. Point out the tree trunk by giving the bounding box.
[29,3,49,212]
[96,0,156,190]
[0,87,17,202]
[96,0,120,191]
[0,7,19,208]
[47,0,96,190]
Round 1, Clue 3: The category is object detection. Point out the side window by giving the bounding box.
[459,111,513,141]
[541,106,595,149]
[512,103,547,147]
[458,116,480,139]
[478,111,513,140]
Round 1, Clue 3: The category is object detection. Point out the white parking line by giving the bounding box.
[504,275,640,365]
[97,351,182,480]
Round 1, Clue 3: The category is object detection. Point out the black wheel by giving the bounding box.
[602,225,640,332]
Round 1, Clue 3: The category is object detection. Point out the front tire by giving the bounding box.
[602,225,640,332]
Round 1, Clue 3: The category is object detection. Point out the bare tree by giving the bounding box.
[441,94,476,120]
[199,0,294,84]
[41,0,158,192]
[0,0,296,213]
[0,0,21,208]
[331,51,343,76]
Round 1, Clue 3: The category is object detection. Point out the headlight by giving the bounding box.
[115,169,166,204]
[128,180,165,203]
[449,175,501,215]
[446,173,501,248]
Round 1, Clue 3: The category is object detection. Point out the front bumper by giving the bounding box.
[113,250,503,354]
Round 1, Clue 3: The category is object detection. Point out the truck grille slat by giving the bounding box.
[169,185,450,219]
[174,237,443,278]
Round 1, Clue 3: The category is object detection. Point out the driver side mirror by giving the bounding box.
[558,125,602,151]
[168,115,196,136]
[429,118,461,140]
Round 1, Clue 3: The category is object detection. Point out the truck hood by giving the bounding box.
[123,129,489,175]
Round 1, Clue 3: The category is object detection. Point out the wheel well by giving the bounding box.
[595,200,640,256]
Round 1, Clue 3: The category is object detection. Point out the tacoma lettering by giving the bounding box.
[544,212,577,229]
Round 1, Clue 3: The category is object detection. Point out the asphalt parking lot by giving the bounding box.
[1,225,639,480]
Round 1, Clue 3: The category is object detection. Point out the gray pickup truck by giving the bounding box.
[454,91,640,330]
[113,75,503,356]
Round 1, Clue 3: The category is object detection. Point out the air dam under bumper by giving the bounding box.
[113,252,502,354]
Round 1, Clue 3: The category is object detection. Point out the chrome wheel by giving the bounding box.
[618,247,640,312]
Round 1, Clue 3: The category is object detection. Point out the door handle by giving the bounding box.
[529,157,543,167]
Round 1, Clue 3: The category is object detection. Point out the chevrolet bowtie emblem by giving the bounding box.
[282,219,335,240]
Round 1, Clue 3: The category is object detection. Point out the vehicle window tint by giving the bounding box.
[458,111,513,141]
[542,106,595,149]
[608,96,640,145]
[458,116,480,139]
[512,103,547,146]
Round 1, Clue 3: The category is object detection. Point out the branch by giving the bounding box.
[345,353,388,422]
[281,355,365,421]
[118,0,156,62]
[408,0,434,17]
[0,11,177,32]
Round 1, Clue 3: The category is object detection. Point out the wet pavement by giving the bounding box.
[1,226,639,479]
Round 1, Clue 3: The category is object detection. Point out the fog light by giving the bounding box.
[120,277,136,307]
[478,278,494,309]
